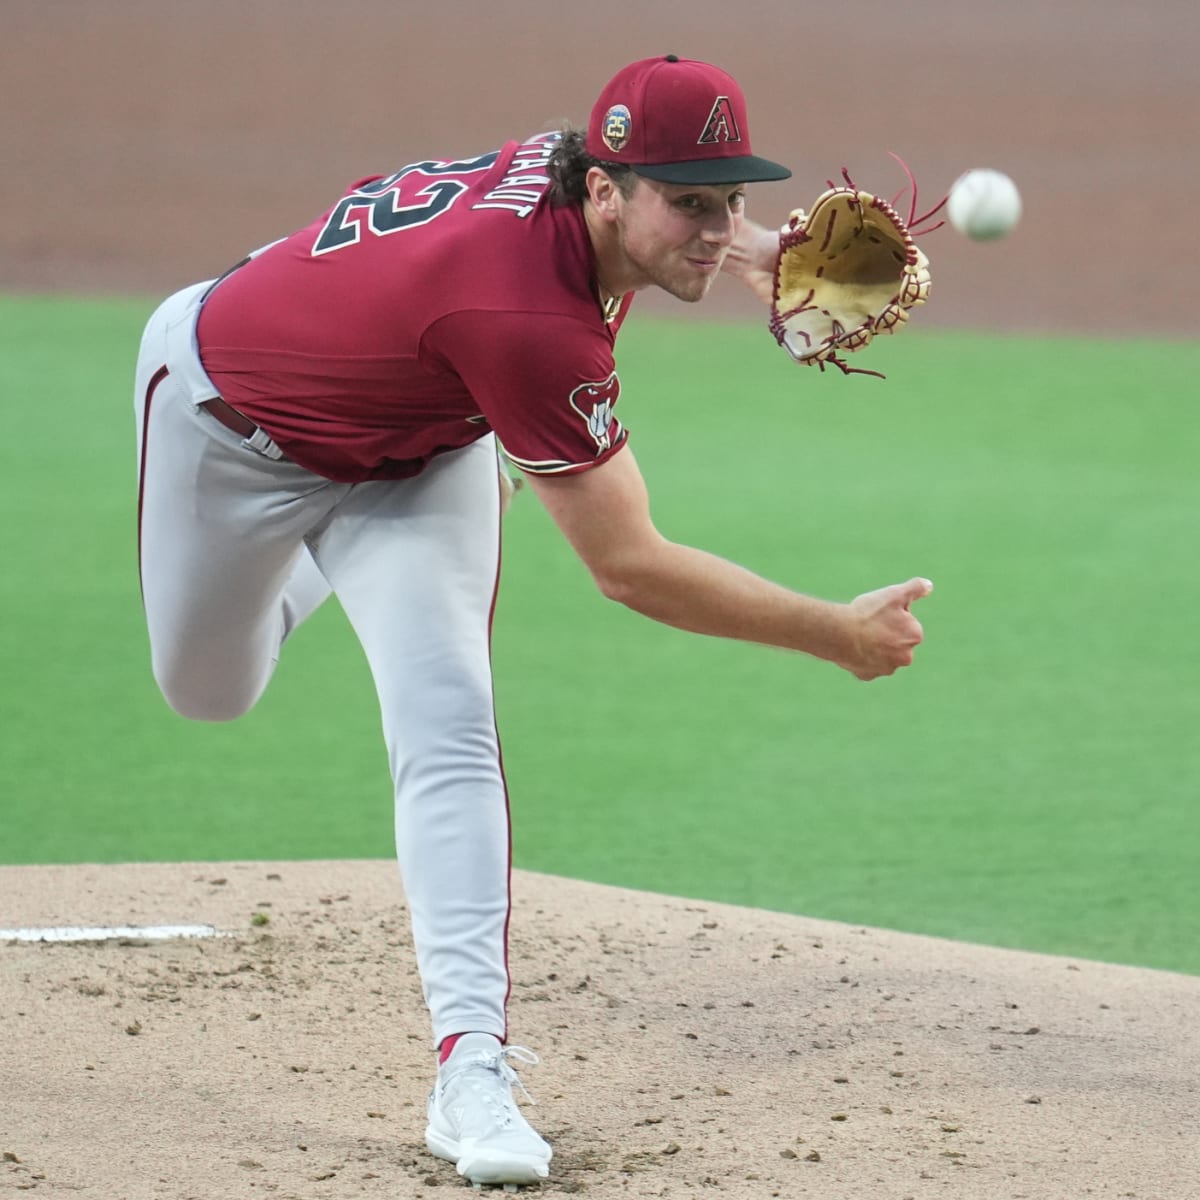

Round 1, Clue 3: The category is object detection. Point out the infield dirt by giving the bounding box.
[3,861,1199,1199]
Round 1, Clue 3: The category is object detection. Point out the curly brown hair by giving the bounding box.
[546,127,638,206]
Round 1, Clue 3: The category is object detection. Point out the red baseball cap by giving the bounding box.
[586,55,791,185]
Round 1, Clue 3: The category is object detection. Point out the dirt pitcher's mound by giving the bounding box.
[1,861,1196,1198]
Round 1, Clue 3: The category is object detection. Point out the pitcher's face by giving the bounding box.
[614,178,746,303]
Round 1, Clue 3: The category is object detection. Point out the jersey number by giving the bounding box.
[312,153,499,256]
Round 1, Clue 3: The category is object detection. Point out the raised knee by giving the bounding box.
[168,698,250,723]
[154,666,261,723]
[162,690,254,723]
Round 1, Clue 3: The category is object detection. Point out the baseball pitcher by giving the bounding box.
[134,54,933,1189]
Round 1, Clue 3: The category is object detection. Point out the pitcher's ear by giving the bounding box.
[585,167,624,218]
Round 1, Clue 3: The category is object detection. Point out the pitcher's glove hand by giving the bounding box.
[769,167,940,377]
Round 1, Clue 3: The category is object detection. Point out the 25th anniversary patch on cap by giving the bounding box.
[601,104,632,153]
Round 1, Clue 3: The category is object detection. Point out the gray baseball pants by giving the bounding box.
[134,282,511,1046]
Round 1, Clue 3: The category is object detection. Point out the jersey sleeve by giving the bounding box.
[422,309,628,475]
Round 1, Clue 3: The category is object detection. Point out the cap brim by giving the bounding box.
[633,155,792,185]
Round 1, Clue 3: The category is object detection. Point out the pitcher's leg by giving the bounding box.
[281,545,335,641]
[135,292,342,721]
[314,437,510,1044]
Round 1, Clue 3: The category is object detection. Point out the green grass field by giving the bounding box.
[3,294,1197,976]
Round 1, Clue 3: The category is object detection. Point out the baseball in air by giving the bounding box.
[946,169,1022,241]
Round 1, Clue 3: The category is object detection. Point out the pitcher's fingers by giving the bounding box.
[899,576,934,609]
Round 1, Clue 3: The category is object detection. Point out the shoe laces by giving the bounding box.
[446,1043,540,1116]
[496,1044,539,1106]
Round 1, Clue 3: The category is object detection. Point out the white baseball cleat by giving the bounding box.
[425,1033,552,1187]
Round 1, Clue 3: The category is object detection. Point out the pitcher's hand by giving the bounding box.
[839,577,933,681]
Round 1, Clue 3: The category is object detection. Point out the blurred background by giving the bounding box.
[3,0,1198,332]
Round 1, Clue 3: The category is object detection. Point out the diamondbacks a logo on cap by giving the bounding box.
[602,105,632,154]
[697,96,742,145]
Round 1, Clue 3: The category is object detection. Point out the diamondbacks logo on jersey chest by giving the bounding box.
[569,374,622,453]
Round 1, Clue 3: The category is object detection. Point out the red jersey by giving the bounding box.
[196,133,631,483]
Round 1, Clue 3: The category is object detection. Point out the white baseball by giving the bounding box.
[947,168,1022,241]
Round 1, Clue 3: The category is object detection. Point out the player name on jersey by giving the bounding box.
[472,134,558,218]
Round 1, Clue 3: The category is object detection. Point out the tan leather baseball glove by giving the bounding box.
[770,168,941,377]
